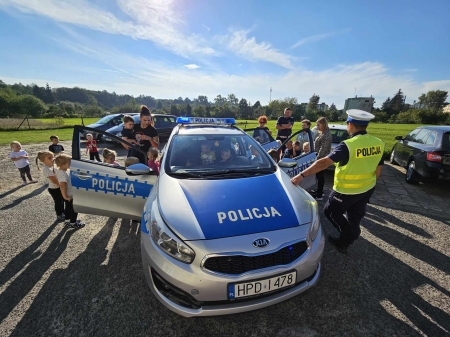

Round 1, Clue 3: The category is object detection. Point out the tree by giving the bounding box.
[268,97,298,118]
[214,94,226,106]
[381,97,392,115]
[238,98,250,119]
[44,83,55,103]
[170,104,179,116]
[227,94,238,105]
[12,94,47,117]
[328,103,339,122]
[193,105,205,117]
[185,104,192,116]
[196,95,209,106]
[390,89,405,114]
[156,100,163,110]
[307,94,320,113]
[418,90,448,111]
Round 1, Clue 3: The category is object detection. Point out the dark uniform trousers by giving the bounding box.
[323,187,375,246]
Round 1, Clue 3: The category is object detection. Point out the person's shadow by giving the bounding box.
[0,185,47,211]
[0,223,75,323]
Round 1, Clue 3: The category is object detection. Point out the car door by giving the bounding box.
[245,127,317,190]
[398,128,421,166]
[71,125,157,220]
[154,116,176,140]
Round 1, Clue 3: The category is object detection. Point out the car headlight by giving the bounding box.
[150,206,195,264]
[308,199,321,242]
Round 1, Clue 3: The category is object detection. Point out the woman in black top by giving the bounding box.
[252,115,272,144]
[123,106,159,164]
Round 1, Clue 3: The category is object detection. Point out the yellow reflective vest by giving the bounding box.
[333,134,384,194]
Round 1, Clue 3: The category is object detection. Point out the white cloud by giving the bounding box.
[184,64,200,69]
[217,29,294,69]
[291,29,351,49]
[0,0,216,57]
[202,24,211,31]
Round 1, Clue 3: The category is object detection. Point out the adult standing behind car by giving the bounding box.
[122,106,159,164]
[290,110,384,254]
[296,119,315,152]
[276,107,294,151]
[252,115,272,144]
[312,117,332,200]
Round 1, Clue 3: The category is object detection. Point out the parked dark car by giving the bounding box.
[102,114,178,144]
[81,113,138,140]
[390,126,450,183]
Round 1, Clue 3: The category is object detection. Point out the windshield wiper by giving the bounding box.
[199,169,274,177]
[168,172,203,178]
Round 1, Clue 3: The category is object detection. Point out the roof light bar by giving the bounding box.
[176,117,236,125]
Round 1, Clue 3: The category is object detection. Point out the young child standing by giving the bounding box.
[54,154,85,229]
[48,135,65,154]
[147,148,160,176]
[10,141,38,185]
[86,134,101,161]
[36,151,65,221]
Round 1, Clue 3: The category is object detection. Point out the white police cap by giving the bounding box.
[346,109,375,125]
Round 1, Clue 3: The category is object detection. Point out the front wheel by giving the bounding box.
[389,149,397,165]
[405,160,419,184]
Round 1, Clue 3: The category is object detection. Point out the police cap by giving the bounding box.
[346,109,375,125]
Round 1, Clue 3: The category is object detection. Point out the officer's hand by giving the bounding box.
[291,175,303,186]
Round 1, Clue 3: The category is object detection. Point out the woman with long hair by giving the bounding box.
[313,117,332,200]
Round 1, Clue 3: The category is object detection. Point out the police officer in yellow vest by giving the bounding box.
[291,109,384,254]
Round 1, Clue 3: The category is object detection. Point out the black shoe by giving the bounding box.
[328,235,348,254]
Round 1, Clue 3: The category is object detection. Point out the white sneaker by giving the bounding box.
[29,180,38,183]
[22,181,28,186]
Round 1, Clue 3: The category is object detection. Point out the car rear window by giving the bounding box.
[330,129,349,143]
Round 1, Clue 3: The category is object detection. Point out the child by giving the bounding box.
[200,141,215,164]
[219,148,232,163]
[249,145,263,163]
[121,115,137,152]
[103,148,120,166]
[302,141,310,154]
[49,135,65,154]
[283,140,294,159]
[86,133,101,161]
[9,141,38,185]
[36,151,65,221]
[268,149,279,163]
[125,156,140,167]
[147,148,160,175]
[292,140,302,157]
[54,154,85,229]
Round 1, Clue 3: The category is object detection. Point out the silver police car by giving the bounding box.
[70,117,325,317]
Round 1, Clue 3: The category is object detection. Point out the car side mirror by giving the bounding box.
[394,136,403,140]
[278,159,297,168]
[126,163,151,175]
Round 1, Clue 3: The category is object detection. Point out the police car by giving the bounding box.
[70,118,325,317]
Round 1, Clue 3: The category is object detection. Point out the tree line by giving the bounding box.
[0,79,448,124]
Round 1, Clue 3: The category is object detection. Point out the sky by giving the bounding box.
[0,0,449,109]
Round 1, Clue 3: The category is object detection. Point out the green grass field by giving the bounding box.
[0,117,425,158]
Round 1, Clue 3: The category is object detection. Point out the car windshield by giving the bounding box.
[166,133,276,177]
[330,128,349,143]
[95,115,117,125]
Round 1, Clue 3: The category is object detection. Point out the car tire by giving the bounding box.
[389,149,397,165]
[405,160,419,184]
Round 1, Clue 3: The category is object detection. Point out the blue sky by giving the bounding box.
[0,0,449,109]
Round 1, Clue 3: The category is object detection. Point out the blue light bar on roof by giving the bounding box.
[176,117,236,125]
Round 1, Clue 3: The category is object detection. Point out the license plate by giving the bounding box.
[228,271,296,299]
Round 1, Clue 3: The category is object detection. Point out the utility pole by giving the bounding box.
[269,87,272,103]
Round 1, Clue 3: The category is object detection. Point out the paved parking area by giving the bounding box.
[0,141,449,336]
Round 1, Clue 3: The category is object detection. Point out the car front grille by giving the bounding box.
[203,241,308,275]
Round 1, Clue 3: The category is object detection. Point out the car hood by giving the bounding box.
[104,125,122,134]
[157,170,313,241]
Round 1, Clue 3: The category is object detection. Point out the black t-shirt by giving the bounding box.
[121,127,136,141]
[49,144,64,154]
[276,116,294,138]
[133,124,158,152]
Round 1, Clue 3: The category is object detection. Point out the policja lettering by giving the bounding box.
[92,177,135,194]
[355,145,381,158]
[217,207,281,224]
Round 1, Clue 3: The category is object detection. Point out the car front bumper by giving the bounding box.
[141,225,325,317]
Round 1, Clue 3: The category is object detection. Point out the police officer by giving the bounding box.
[291,109,384,254]
[276,107,294,151]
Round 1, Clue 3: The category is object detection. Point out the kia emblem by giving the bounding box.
[253,238,270,248]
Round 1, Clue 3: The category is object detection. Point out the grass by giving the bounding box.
[0,117,427,158]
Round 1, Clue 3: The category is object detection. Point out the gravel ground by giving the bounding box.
[0,140,449,337]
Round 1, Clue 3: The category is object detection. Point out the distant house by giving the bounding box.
[317,103,328,111]
[343,96,374,113]
[443,105,450,114]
